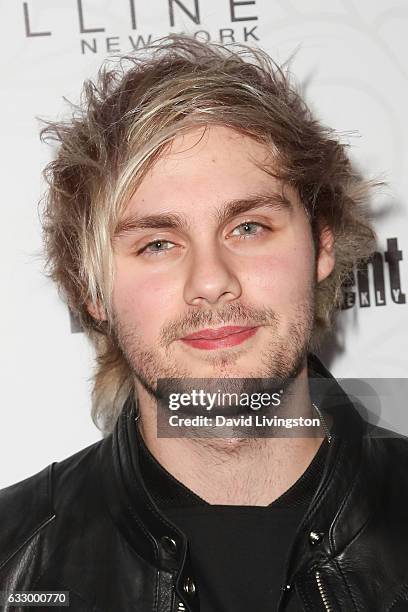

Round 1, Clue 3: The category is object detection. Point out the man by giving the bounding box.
[1,34,407,612]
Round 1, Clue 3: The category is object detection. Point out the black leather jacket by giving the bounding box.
[1,354,408,612]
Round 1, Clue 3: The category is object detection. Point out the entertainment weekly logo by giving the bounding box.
[341,237,406,309]
[22,0,260,54]
[69,236,406,333]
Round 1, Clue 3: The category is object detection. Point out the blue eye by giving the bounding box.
[231,221,265,238]
[141,240,175,256]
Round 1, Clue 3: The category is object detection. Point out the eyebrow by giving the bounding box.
[114,192,292,237]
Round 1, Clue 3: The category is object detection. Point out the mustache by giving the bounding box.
[160,303,279,345]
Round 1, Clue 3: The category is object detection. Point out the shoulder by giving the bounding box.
[361,422,408,490]
[363,421,408,451]
[0,440,103,573]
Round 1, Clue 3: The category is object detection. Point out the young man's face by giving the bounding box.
[105,126,334,398]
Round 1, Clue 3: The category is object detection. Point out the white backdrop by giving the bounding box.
[1,0,407,488]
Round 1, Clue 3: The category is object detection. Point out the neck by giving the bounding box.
[135,362,325,506]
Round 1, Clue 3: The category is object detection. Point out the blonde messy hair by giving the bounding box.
[40,34,377,433]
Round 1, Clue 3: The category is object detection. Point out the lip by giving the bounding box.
[180,326,259,350]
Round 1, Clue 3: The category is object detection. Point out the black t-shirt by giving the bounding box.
[137,430,328,611]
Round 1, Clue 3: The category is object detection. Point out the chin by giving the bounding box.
[190,363,261,382]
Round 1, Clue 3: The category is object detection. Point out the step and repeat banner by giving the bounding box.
[1,0,407,487]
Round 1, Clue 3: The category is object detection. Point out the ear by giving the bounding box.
[317,224,335,283]
[87,299,107,322]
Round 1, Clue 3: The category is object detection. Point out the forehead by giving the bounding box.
[122,125,297,219]
[150,124,271,178]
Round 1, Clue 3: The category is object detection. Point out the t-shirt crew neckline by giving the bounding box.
[135,424,329,510]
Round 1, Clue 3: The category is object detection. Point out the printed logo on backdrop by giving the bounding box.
[22,0,260,54]
[69,236,406,333]
[341,237,406,309]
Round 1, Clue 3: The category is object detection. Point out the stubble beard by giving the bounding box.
[110,283,316,405]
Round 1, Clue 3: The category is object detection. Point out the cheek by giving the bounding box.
[112,266,180,333]
[244,243,315,302]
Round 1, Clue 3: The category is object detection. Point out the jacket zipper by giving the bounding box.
[315,571,333,611]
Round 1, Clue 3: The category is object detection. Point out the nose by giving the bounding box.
[183,244,242,307]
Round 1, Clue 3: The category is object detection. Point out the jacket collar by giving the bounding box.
[99,396,189,569]
[283,354,382,585]
[98,384,198,609]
